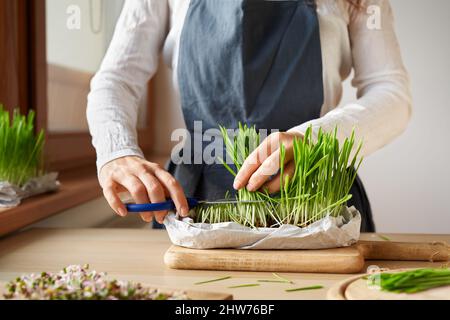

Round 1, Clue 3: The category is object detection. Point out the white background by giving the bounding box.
[353,0,450,233]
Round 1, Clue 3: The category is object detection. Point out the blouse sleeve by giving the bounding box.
[87,0,169,172]
[289,0,412,157]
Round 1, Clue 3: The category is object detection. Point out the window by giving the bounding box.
[44,0,154,171]
[0,0,155,236]
[0,0,154,172]
[46,0,149,132]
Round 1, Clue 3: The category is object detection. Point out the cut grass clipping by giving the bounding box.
[285,285,324,292]
[0,106,45,187]
[228,284,260,289]
[377,234,391,241]
[258,273,294,284]
[194,123,363,228]
[194,276,232,285]
[367,268,450,294]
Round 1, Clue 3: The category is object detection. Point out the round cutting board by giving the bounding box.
[327,270,450,300]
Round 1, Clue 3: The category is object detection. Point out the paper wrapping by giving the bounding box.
[0,173,60,208]
[164,206,361,250]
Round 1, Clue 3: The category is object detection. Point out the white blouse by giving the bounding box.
[87,0,412,172]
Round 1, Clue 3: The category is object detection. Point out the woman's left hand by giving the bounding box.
[233,131,303,194]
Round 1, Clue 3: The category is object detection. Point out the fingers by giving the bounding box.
[233,133,279,190]
[100,157,189,224]
[138,172,167,224]
[103,182,128,217]
[247,143,295,192]
[119,175,153,222]
[262,161,296,194]
[154,167,189,218]
[234,132,296,192]
[246,151,281,192]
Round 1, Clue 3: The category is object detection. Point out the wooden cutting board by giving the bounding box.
[327,270,450,300]
[164,238,449,274]
[165,245,365,274]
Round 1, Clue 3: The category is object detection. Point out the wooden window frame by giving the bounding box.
[0,0,157,236]
[0,0,29,116]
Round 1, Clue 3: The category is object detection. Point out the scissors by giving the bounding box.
[125,198,264,213]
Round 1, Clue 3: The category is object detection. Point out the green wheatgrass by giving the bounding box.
[257,280,288,283]
[0,106,45,187]
[194,276,232,285]
[367,268,450,294]
[377,234,391,241]
[194,123,363,228]
[285,285,324,292]
[258,273,294,284]
[228,284,260,289]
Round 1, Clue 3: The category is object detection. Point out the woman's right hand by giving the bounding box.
[99,156,189,223]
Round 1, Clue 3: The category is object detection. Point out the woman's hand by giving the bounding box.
[233,131,303,194]
[99,156,189,223]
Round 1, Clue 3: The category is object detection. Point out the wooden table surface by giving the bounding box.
[0,228,448,300]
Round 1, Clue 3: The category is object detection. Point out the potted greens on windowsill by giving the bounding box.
[0,106,59,208]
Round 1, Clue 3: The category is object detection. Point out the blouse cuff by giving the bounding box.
[96,148,145,176]
[288,121,322,143]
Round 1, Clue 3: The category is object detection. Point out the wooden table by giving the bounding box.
[0,229,448,300]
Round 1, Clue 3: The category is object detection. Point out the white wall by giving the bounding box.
[152,0,450,234]
[47,0,103,73]
[45,0,151,131]
[46,0,124,73]
[343,0,450,233]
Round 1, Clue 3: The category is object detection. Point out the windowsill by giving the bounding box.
[0,153,169,238]
[0,166,101,237]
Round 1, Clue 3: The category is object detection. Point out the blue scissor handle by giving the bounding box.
[125,198,199,213]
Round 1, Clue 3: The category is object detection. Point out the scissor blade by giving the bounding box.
[199,200,266,205]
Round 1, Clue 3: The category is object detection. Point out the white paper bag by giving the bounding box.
[164,206,361,250]
[0,173,60,208]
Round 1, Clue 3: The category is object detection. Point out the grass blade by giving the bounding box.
[285,285,324,292]
[378,234,391,241]
[272,273,294,284]
[194,276,232,285]
[228,284,260,289]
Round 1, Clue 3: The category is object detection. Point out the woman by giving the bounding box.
[87,0,411,232]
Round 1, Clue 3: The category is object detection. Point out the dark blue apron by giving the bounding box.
[159,0,374,232]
